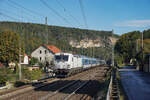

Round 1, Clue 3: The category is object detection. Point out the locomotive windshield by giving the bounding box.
[55,55,69,61]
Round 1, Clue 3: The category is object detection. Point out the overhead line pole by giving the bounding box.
[112,30,114,67]
[19,9,24,81]
[79,0,88,28]
[79,0,88,56]
[141,31,144,71]
[45,17,48,44]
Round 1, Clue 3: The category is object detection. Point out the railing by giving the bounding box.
[106,75,112,100]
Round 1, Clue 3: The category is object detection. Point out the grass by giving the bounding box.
[116,69,128,100]
[118,64,126,67]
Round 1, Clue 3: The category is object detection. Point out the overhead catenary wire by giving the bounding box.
[0,8,37,22]
[0,12,20,21]
[4,0,39,20]
[79,0,88,28]
[40,0,73,26]
[56,0,82,27]
[78,0,89,56]
[7,0,45,18]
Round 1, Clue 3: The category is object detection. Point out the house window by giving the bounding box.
[40,50,42,54]
[45,50,47,54]
[40,57,42,61]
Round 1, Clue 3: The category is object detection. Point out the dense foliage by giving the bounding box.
[0,21,118,61]
[0,31,24,65]
[115,31,140,63]
[115,29,150,64]
[0,67,11,85]
[22,67,43,80]
[30,57,39,66]
[0,66,43,85]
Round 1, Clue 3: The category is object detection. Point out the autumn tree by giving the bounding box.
[0,31,24,65]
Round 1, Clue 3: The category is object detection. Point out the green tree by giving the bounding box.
[22,67,42,81]
[30,69,42,80]
[0,31,24,65]
[0,67,12,85]
[30,57,39,66]
[115,31,140,63]
[0,22,119,55]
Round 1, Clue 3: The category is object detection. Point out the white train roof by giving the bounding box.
[55,52,104,61]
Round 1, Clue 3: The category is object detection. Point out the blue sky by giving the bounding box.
[0,0,150,35]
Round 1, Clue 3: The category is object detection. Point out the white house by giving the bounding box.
[31,44,61,64]
[21,54,29,65]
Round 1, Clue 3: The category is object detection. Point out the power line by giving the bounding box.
[0,12,20,21]
[79,0,88,28]
[7,0,44,18]
[0,8,36,22]
[40,0,72,26]
[56,0,82,27]
[5,1,37,19]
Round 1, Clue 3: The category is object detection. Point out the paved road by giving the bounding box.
[119,66,150,100]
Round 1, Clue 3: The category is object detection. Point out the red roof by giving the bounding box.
[24,53,28,56]
[44,45,61,54]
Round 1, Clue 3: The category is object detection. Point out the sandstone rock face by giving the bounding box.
[69,37,118,48]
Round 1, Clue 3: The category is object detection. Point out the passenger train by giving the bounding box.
[53,53,106,77]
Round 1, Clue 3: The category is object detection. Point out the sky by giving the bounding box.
[0,0,150,35]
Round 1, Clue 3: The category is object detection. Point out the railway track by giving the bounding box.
[0,66,109,100]
[0,78,59,100]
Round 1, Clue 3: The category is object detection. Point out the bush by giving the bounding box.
[22,67,42,81]
[0,67,12,85]
[30,69,42,80]
[30,57,39,66]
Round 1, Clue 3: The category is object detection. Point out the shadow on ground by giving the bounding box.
[32,79,108,98]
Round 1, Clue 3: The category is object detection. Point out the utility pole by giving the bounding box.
[45,17,48,44]
[45,17,48,74]
[112,29,114,67]
[18,34,21,81]
[136,39,139,53]
[19,9,23,81]
[141,31,144,71]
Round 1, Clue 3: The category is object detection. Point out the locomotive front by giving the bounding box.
[54,53,72,76]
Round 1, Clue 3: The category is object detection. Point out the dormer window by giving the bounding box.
[40,50,42,54]
[45,50,47,54]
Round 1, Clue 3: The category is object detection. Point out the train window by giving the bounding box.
[63,55,69,61]
[55,55,61,61]
[55,55,69,61]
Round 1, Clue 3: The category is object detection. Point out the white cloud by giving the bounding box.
[115,20,150,28]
